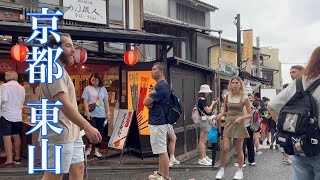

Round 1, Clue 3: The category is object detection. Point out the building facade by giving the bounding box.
[260,47,282,90]
[143,0,220,158]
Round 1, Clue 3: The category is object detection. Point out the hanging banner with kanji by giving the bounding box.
[127,71,156,136]
[243,30,253,73]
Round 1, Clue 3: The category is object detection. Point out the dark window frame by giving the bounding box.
[176,3,206,27]
[108,0,124,23]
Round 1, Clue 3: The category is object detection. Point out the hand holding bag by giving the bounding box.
[208,126,218,143]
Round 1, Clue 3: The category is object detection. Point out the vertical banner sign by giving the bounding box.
[243,30,253,73]
[127,71,156,135]
[25,7,65,175]
[108,109,134,150]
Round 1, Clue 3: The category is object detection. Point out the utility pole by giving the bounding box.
[256,37,261,78]
[236,14,242,70]
[218,30,223,58]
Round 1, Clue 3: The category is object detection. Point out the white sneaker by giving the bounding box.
[85,149,91,156]
[248,162,256,166]
[94,151,103,158]
[282,158,292,165]
[256,151,262,156]
[215,169,225,179]
[198,159,212,166]
[234,162,246,167]
[157,176,171,180]
[205,156,212,163]
[169,158,180,165]
[149,172,161,179]
[233,170,243,180]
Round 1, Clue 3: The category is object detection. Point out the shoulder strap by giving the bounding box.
[241,95,246,104]
[159,81,171,122]
[224,94,229,112]
[163,81,172,93]
[197,98,207,116]
[305,78,320,93]
[198,108,207,116]
[296,77,304,92]
[95,87,102,102]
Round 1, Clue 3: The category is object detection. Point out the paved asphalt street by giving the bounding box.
[0,148,293,180]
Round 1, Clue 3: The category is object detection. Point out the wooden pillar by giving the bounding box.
[161,44,170,85]
[98,40,104,57]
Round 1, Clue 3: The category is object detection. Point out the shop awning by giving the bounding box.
[168,57,214,73]
[239,71,271,85]
[0,21,187,45]
[252,64,279,72]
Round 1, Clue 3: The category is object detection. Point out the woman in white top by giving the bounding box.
[268,47,320,180]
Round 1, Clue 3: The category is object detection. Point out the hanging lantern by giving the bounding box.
[124,50,138,66]
[74,47,87,64]
[11,44,29,62]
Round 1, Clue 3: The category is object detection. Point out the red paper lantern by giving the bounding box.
[74,47,87,64]
[11,44,29,62]
[124,50,138,66]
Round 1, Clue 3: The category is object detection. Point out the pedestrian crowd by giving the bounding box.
[145,47,320,180]
[0,32,319,180]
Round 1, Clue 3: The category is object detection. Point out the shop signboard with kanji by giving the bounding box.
[63,0,107,24]
[108,109,134,150]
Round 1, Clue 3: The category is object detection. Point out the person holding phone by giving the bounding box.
[197,84,218,166]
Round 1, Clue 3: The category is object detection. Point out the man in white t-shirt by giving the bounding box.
[0,71,25,166]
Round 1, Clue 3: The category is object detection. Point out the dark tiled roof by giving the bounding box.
[144,11,188,27]
[144,11,215,32]
[192,0,219,11]
[0,21,187,45]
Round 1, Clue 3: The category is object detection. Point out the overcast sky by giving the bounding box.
[202,0,320,84]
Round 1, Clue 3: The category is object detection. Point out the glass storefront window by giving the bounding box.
[109,0,123,22]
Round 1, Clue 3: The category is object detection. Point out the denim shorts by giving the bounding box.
[47,139,85,174]
[293,153,320,180]
[199,120,211,132]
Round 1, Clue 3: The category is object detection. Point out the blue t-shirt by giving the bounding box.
[148,80,170,125]
[82,86,108,118]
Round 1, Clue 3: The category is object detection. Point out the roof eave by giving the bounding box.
[191,0,219,11]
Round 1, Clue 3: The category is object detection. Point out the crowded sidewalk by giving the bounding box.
[0,146,292,180]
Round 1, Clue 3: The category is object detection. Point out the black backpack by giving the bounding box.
[276,77,320,157]
[160,84,182,125]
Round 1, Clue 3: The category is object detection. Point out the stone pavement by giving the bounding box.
[0,147,293,180]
